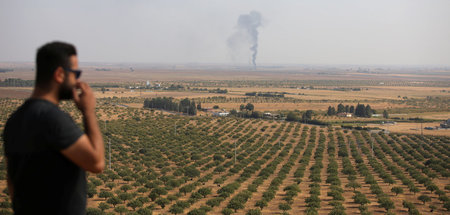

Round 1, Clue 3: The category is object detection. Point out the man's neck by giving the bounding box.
[31,87,60,106]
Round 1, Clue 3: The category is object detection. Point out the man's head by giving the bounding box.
[35,41,80,100]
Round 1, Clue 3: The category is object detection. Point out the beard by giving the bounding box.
[58,77,75,100]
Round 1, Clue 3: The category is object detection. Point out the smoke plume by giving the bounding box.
[227,11,262,68]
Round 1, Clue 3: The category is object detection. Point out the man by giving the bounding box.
[2,41,105,214]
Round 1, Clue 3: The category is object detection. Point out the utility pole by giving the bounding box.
[105,120,111,170]
[109,139,111,170]
[234,141,237,164]
[421,121,423,136]
[371,141,374,157]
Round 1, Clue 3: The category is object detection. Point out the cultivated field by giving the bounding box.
[0,64,449,214]
[0,99,449,215]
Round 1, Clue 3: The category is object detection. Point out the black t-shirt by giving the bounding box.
[2,98,86,215]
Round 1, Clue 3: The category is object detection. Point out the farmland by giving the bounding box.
[0,64,449,214]
[0,98,449,215]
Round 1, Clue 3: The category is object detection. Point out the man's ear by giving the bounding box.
[54,67,65,84]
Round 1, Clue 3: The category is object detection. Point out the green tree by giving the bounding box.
[365,105,373,117]
[222,208,233,215]
[305,195,321,208]
[98,191,114,199]
[180,184,195,195]
[114,205,128,215]
[286,111,300,122]
[206,197,223,207]
[391,187,403,196]
[239,104,245,111]
[188,209,206,215]
[329,208,346,215]
[278,203,291,211]
[87,182,98,198]
[337,103,345,113]
[118,192,133,202]
[346,181,361,191]
[98,202,110,212]
[349,105,355,113]
[402,200,415,212]
[327,106,336,116]
[184,166,201,178]
[305,207,318,215]
[255,200,267,210]
[378,197,395,212]
[156,198,170,209]
[251,111,262,118]
[246,209,262,215]
[426,184,438,193]
[353,192,370,205]
[86,208,104,215]
[227,198,245,212]
[128,199,144,211]
[169,205,184,214]
[197,188,212,198]
[383,110,389,118]
[149,187,168,201]
[106,182,116,190]
[410,186,420,195]
[444,201,450,211]
[137,208,153,215]
[355,104,366,117]
[245,103,254,112]
[120,184,132,192]
[418,195,431,205]
[106,196,122,208]
[302,110,314,122]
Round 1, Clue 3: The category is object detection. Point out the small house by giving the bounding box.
[213,112,229,117]
[337,112,352,118]
[440,119,450,128]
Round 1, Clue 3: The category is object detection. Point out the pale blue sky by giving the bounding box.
[1,0,449,65]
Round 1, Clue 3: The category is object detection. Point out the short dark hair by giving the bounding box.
[35,41,77,88]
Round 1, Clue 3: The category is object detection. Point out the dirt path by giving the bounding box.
[260,125,312,214]
[290,127,319,214]
[212,123,298,214]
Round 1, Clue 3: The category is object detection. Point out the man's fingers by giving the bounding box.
[75,82,82,89]
[78,82,87,90]
[72,88,80,103]
[78,82,92,94]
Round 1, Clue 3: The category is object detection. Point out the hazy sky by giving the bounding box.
[1,0,449,65]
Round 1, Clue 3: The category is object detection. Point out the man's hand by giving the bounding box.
[73,82,96,114]
[64,81,105,174]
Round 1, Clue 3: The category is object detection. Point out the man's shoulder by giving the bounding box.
[5,98,72,131]
[25,98,70,118]
[11,98,57,114]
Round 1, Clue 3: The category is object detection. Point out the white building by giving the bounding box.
[213,112,229,117]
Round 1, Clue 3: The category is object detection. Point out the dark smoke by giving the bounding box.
[228,11,262,68]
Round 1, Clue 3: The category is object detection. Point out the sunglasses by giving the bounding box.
[64,68,82,79]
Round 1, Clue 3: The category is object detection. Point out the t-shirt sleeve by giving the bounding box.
[46,109,84,151]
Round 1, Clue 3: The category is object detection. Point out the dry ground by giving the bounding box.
[366,122,450,136]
